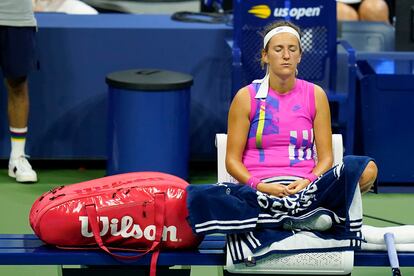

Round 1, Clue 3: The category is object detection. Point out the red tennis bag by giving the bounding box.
[29,171,202,275]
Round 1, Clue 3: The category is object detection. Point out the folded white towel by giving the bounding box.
[361,242,414,252]
[362,225,414,244]
[57,0,98,14]
[35,0,98,14]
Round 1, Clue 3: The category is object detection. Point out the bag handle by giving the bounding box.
[85,192,165,276]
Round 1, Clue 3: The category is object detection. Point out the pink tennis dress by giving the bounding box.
[242,79,317,180]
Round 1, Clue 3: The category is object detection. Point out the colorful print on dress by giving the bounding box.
[289,129,315,166]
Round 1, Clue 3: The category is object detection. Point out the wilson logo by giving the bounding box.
[249,5,322,20]
[79,216,178,242]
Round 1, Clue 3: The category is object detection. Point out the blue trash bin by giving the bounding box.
[357,59,414,183]
[106,69,193,179]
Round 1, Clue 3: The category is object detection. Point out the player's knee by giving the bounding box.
[358,0,389,23]
[337,2,359,21]
[359,161,378,193]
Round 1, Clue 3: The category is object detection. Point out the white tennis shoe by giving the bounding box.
[8,156,38,183]
[283,214,333,232]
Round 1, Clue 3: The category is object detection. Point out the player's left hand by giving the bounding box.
[285,178,311,195]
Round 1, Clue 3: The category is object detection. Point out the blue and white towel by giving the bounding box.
[186,155,373,264]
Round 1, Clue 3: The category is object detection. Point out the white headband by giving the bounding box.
[263,26,301,48]
[253,26,301,99]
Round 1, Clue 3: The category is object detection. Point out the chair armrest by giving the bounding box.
[215,133,237,183]
[332,134,344,166]
[338,40,356,65]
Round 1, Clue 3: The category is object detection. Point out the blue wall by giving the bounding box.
[0,14,233,161]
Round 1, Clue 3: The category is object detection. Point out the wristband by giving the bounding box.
[246,176,261,190]
[304,173,318,183]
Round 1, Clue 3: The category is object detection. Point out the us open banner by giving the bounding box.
[233,0,336,27]
[232,0,337,88]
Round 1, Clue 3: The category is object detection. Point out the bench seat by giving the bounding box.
[1,234,414,267]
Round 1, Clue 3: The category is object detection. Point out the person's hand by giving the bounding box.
[285,178,311,195]
[257,182,290,197]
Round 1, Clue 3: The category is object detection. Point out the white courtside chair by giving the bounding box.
[215,133,353,275]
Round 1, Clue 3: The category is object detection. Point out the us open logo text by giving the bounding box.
[248,5,322,20]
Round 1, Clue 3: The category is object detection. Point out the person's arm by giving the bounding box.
[312,84,333,175]
[225,87,251,183]
[226,87,290,197]
[286,85,333,194]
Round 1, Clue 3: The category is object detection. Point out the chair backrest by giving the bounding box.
[216,133,343,183]
[232,0,337,93]
[337,21,395,52]
[231,0,357,155]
